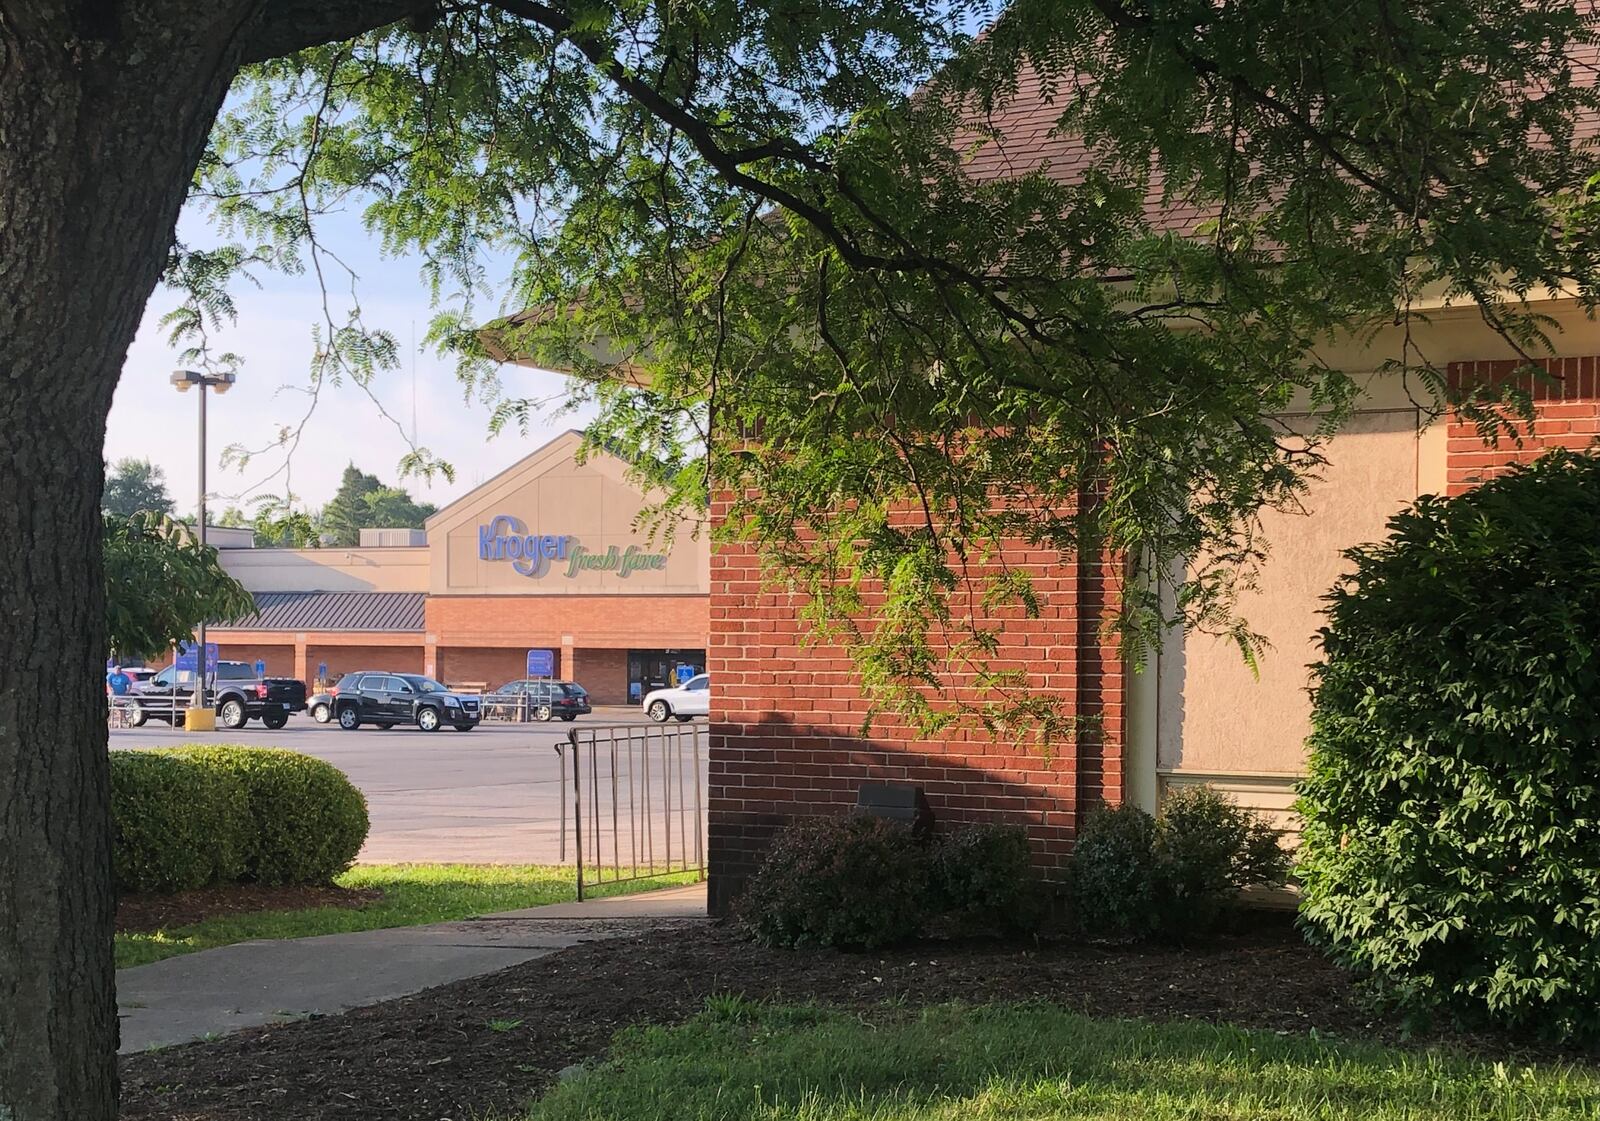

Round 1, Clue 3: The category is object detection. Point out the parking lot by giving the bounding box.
[111,710,697,865]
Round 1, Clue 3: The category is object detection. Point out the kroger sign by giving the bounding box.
[478,514,669,579]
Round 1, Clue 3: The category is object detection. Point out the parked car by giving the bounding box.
[642,674,710,722]
[486,679,592,722]
[308,692,334,723]
[330,672,482,732]
[126,661,308,729]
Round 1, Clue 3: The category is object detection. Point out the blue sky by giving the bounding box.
[106,209,585,514]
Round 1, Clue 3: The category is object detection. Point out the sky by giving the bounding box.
[106,212,587,516]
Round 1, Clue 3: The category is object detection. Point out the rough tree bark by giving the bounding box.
[0,2,422,1118]
[0,8,244,1116]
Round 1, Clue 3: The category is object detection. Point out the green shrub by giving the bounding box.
[1297,450,1600,1041]
[931,822,1045,934]
[110,751,247,893]
[1070,788,1287,943]
[738,814,931,950]
[162,746,369,885]
[1068,803,1161,942]
[1155,785,1289,935]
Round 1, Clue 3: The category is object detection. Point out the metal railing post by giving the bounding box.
[693,725,705,878]
[567,726,584,901]
[557,740,568,864]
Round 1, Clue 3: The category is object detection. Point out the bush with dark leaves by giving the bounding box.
[739,814,931,950]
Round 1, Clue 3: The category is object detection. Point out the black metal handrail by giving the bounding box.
[555,721,707,900]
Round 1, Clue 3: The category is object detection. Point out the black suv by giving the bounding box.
[330,672,481,732]
[126,661,308,729]
[486,679,592,722]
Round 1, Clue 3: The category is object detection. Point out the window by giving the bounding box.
[385,675,414,693]
[153,668,173,688]
[686,675,709,692]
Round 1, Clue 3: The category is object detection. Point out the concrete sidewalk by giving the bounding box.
[116,881,707,1053]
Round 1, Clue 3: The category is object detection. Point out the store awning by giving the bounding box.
[219,591,425,633]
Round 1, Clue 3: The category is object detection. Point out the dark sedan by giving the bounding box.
[486,679,591,721]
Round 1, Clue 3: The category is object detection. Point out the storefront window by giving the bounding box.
[627,649,705,702]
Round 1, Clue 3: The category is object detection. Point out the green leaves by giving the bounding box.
[1298,450,1600,1041]
[177,0,1600,731]
[103,513,258,659]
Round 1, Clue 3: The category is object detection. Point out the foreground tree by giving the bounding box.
[102,458,175,520]
[3,2,1599,1117]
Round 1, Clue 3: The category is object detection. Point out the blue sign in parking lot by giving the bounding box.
[175,641,219,673]
[526,648,555,677]
[676,664,695,685]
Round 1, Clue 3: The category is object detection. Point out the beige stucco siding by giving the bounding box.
[219,547,430,594]
[1157,408,1423,780]
[426,432,708,597]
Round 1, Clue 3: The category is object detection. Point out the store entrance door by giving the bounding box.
[627,648,706,704]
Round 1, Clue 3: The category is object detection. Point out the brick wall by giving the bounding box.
[706,495,1126,914]
[212,642,296,678]
[308,644,424,683]
[572,648,630,705]
[436,646,530,691]
[424,594,708,648]
[1448,358,1600,494]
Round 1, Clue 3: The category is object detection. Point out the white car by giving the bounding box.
[642,674,710,722]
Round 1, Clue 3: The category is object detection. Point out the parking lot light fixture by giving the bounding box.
[171,368,236,729]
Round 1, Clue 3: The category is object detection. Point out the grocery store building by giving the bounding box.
[207,431,709,702]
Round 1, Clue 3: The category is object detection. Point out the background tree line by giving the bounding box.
[105,458,435,547]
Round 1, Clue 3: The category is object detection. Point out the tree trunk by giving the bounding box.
[0,8,249,1119]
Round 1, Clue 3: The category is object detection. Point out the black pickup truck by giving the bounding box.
[124,661,308,729]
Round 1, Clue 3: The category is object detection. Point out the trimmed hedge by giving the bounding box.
[930,822,1043,934]
[110,751,247,893]
[162,747,369,885]
[739,814,932,950]
[1070,786,1287,943]
[110,746,369,894]
[1298,450,1600,1041]
[1065,803,1161,942]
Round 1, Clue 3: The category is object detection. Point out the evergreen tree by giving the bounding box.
[103,458,174,519]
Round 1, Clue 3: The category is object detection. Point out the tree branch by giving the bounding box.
[237,0,438,64]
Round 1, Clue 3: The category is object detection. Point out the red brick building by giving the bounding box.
[207,431,709,702]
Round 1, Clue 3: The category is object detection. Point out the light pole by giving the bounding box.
[170,368,236,723]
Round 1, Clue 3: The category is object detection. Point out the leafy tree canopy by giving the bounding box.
[103,513,257,660]
[318,465,436,546]
[103,458,174,520]
[173,0,1600,733]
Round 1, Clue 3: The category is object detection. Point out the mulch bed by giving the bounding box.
[118,914,1595,1121]
[117,885,382,934]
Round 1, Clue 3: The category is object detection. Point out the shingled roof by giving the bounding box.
[220,591,426,633]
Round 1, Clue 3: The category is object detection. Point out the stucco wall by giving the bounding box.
[1157,409,1423,779]
[426,433,708,597]
[219,547,430,594]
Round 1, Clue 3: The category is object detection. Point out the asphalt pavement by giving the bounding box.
[109,709,701,864]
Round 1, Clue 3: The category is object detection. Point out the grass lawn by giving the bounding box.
[116,864,697,969]
[521,1000,1600,1121]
